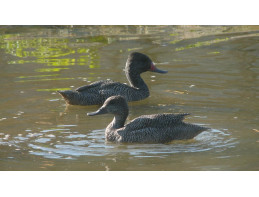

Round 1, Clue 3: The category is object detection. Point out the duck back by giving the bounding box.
[111,113,208,143]
[58,80,149,105]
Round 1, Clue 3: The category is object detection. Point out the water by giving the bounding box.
[0,25,258,170]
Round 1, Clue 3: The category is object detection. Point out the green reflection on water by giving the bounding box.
[16,77,74,83]
[127,47,142,52]
[77,48,89,53]
[35,68,70,72]
[46,58,76,66]
[169,33,178,36]
[175,37,229,51]
[0,32,104,70]
[37,88,71,92]
[88,35,108,43]
[170,40,181,44]
[0,35,73,58]
[17,74,60,79]
[208,51,221,54]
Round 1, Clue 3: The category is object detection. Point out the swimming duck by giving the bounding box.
[58,52,167,105]
[87,96,209,143]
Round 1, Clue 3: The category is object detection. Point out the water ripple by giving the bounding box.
[0,127,238,159]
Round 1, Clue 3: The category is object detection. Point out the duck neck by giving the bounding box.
[126,70,148,90]
[109,113,128,130]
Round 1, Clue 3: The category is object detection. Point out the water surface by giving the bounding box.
[0,25,258,170]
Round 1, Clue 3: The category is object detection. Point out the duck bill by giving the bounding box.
[87,107,108,116]
[149,62,168,74]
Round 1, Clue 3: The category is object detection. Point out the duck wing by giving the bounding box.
[118,113,207,143]
[76,80,113,92]
[124,113,190,131]
[60,80,132,105]
[119,123,207,143]
[99,82,138,99]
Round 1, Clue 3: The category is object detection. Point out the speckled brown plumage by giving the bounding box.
[58,52,167,105]
[87,96,209,144]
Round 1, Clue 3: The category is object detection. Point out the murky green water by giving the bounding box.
[0,25,258,170]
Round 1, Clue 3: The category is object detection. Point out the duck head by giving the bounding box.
[126,52,168,74]
[87,96,129,117]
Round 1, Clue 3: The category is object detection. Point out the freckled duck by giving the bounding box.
[57,52,167,105]
[87,96,209,143]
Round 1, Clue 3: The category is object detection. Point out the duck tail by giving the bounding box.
[57,90,70,99]
[57,90,77,105]
[195,125,210,136]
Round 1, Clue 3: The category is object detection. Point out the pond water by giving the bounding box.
[0,25,258,170]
